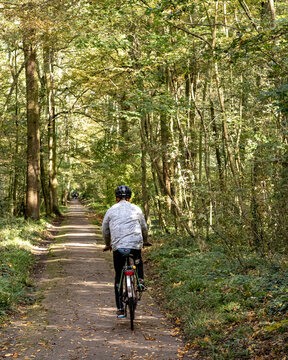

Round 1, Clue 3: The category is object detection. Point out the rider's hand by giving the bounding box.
[143,241,152,247]
[103,245,112,252]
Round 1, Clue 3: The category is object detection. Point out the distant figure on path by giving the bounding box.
[71,192,79,199]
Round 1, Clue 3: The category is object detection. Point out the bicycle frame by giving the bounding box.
[119,259,140,293]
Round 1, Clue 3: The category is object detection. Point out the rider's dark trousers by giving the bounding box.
[113,249,144,310]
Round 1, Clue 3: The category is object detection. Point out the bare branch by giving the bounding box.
[166,21,212,49]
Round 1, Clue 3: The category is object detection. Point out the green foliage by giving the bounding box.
[84,200,108,219]
[0,0,287,298]
[0,217,49,318]
[146,237,288,359]
[0,247,33,312]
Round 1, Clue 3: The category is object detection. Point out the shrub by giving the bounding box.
[0,216,49,318]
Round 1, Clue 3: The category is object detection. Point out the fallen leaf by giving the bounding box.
[144,335,156,341]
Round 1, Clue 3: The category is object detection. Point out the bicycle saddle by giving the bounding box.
[118,248,132,256]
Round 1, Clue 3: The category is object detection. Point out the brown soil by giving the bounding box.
[0,201,197,360]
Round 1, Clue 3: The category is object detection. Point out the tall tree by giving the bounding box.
[43,43,60,215]
[23,28,40,220]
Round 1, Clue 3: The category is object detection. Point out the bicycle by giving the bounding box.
[103,244,151,330]
[118,249,144,331]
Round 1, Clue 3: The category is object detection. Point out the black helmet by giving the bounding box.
[115,185,132,199]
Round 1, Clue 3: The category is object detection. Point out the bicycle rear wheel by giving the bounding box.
[126,274,137,331]
[128,297,135,330]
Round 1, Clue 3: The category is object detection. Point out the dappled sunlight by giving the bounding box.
[56,233,97,238]
[60,225,97,230]
[55,242,97,247]
[1,201,188,360]
[49,241,98,252]
[94,243,106,249]
[66,214,88,218]
[72,281,113,288]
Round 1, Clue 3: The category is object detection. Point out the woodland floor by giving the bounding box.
[0,200,196,360]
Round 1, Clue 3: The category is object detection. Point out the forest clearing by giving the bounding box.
[0,0,287,359]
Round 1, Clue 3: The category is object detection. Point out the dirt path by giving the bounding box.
[0,201,196,360]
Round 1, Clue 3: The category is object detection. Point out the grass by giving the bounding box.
[82,199,108,226]
[0,217,50,320]
[145,236,288,359]
[83,199,108,216]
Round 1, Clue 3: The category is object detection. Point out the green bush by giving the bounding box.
[0,216,49,318]
[145,237,288,359]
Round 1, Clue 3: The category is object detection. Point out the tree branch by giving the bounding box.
[166,21,212,49]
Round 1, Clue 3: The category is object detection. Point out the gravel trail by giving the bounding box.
[0,200,196,360]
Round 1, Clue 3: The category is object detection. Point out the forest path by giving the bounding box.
[0,200,196,360]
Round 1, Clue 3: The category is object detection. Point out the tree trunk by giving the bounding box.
[160,111,172,209]
[120,92,129,140]
[210,100,224,190]
[11,51,20,216]
[24,30,40,220]
[250,149,264,250]
[40,138,51,216]
[43,45,60,216]
[151,160,169,233]
[267,0,276,27]
[185,56,198,169]
[146,112,169,233]
[151,156,195,239]
[12,113,19,216]
[140,115,150,222]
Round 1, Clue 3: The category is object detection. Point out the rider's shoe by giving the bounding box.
[116,309,126,318]
[137,279,147,291]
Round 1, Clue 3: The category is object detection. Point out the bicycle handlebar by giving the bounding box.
[103,246,112,252]
[103,242,152,252]
[143,241,152,247]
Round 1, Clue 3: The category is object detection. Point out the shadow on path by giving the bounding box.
[0,200,197,360]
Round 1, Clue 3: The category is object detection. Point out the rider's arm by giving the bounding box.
[139,212,148,243]
[102,211,111,247]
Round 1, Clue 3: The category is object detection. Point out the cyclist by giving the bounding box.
[102,185,148,318]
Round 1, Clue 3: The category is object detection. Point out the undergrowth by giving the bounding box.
[83,199,108,226]
[145,236,288,359]
[0,217,50,320]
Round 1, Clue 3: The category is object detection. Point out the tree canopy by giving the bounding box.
[0,0,287,254]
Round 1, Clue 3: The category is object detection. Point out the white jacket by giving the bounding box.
[102,200,148,250]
